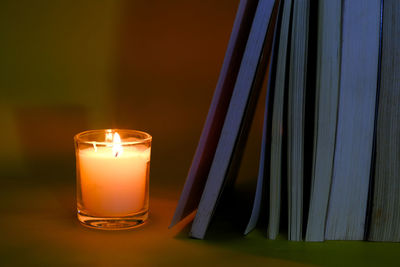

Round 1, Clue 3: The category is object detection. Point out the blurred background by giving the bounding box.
[3,2,396,266]
[0,0,264,198]
[0,3,266,262]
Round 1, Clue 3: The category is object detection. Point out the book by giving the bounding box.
[267,0,292,240]
[190,0,278,239]
[169,0,258,227]
[368,0,400,243]
[324,0,381,240]
[244,0,282,235]
[171,0,400,243]
[305,0,341,242]
[286,0,310,241]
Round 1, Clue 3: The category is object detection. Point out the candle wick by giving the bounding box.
[115,151,119,157]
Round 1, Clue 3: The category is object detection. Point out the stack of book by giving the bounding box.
[170,0,400,242]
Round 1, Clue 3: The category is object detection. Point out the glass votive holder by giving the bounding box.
[74,129,152,230]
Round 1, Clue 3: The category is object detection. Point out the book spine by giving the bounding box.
[245,0,282,235]
[325,0,381,241]
[368,0,400,242]
[305,0,341,242]
[267,0,293,240]
[190,0,276,239]
[287,0,310,241]
[169,0,257,227]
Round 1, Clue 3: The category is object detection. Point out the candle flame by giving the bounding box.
[112,132,123,157]
[106,130,113,143]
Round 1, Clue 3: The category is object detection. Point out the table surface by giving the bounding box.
[1,175,399,267]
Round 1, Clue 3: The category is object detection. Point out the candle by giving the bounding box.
[74,129,152,230]
[79,143,150,216]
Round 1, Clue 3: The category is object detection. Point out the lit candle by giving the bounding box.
[74,129,152,230]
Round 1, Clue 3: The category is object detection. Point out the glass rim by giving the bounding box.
[74,129,152,145]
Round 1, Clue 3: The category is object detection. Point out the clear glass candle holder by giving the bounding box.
[74,129,151,230]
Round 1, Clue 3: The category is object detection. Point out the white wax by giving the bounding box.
[78,146,151,217]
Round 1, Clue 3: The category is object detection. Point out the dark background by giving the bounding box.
[1,1,398,266]
[0,0,264,195]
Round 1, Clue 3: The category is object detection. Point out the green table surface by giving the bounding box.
[1,175,399,267]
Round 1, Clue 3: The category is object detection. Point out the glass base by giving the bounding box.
[77,210,148,230]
